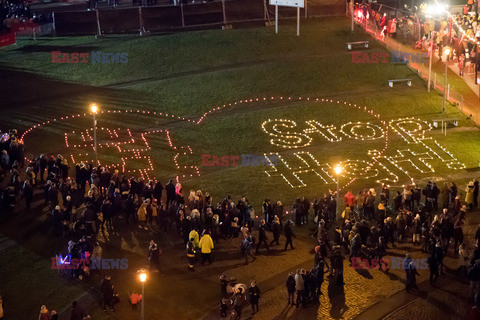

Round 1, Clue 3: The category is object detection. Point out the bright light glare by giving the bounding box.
[139,272,147,282]
[91,104,98,113]
[425,3,448,17]
[334,165,343,175]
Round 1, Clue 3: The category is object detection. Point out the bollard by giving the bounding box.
[138,7,144,36]
[181,3,185,27]
[95,9,102,38]
[52,11,56,36]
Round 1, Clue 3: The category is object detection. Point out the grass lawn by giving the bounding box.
[2,14,480,320]
[1,16,479,208]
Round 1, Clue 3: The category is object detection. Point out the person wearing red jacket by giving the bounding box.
[129,291,142,311]
[344,191,356,209]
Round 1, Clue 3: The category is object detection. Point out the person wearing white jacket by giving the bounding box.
[458,243,469,276]
[294,269,305,308]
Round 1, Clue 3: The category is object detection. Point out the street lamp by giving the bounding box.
[90,104,98,164]
[425,3,448,17]
[425,3,449,92]
[334,165,343,222]
[138,269,147,320]
[350,0,354,32]
[443,47,451,113]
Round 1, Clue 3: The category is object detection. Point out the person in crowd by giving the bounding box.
[186,237,196,270]
[70,301,84,320]
[0,296,4,320]
[129,290,142,311]
[233,287,245,318]
[427,252,439,285]
[137,199,149,230]
[406,259,420,291]
[474,179,479,208]
[165,180,176,207]
[315,255,328,297]
[242,232,255,264]
[199,229,214,265]
[220,274,228,298]
[100,276,114,312]
[256,220,270,254]
[148,240,161,272]
[294,269,305,308]
[466,181,475,210]
[270,215,281,245]
[50,310,58,320]
[284,220,296,250]
[286,272,296,305]
[39,305,50,320]
[458,243,469,276]
[248,280,260,314]
[330,245,344,285]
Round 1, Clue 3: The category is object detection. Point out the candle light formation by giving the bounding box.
[264,116,465,189]
[22,109,199,183]
[19,97,466,192]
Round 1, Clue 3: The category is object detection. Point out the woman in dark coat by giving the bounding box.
[453,218,464,254]
[286,273,296,304]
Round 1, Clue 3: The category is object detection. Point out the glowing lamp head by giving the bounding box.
[139,272,147,283]
[91,104,98,114]
[334,165,343,175]
[425,3,447,17]
[444,47,451,55]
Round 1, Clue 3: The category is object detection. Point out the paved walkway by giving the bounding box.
[359,17,480,125]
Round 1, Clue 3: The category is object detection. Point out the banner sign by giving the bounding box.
[269,0,304,8]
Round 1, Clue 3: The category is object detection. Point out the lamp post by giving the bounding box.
[443,47,451,113]
[425,3,448,92]
[428,38,433,92]
[334,165,343,222]
[91,104,98,164]
[138,269,147,320]
[350,0,354,32]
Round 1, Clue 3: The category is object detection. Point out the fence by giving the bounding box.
[367,2,422,44]
[347,7,476,125]
[49,0,344,35]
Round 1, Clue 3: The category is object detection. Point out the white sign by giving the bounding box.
[270,0,304,8]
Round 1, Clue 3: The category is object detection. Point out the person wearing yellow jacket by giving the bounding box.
[189,229,199,248]
[137,199,149,230]
[199,230,214,265]
[151,199,158,225]
[466,181,475,210]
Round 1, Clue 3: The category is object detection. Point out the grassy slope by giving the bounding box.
[1,17,479,207]
[2,15,480,320]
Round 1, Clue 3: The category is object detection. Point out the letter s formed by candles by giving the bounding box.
[261,119,312,149]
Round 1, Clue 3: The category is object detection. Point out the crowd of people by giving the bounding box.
[2,127,480,319]
[0,0,52,36]
[213,178,480,317]
[274,180,480,312]
[0,0,30,26]
[355,0,480,77]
